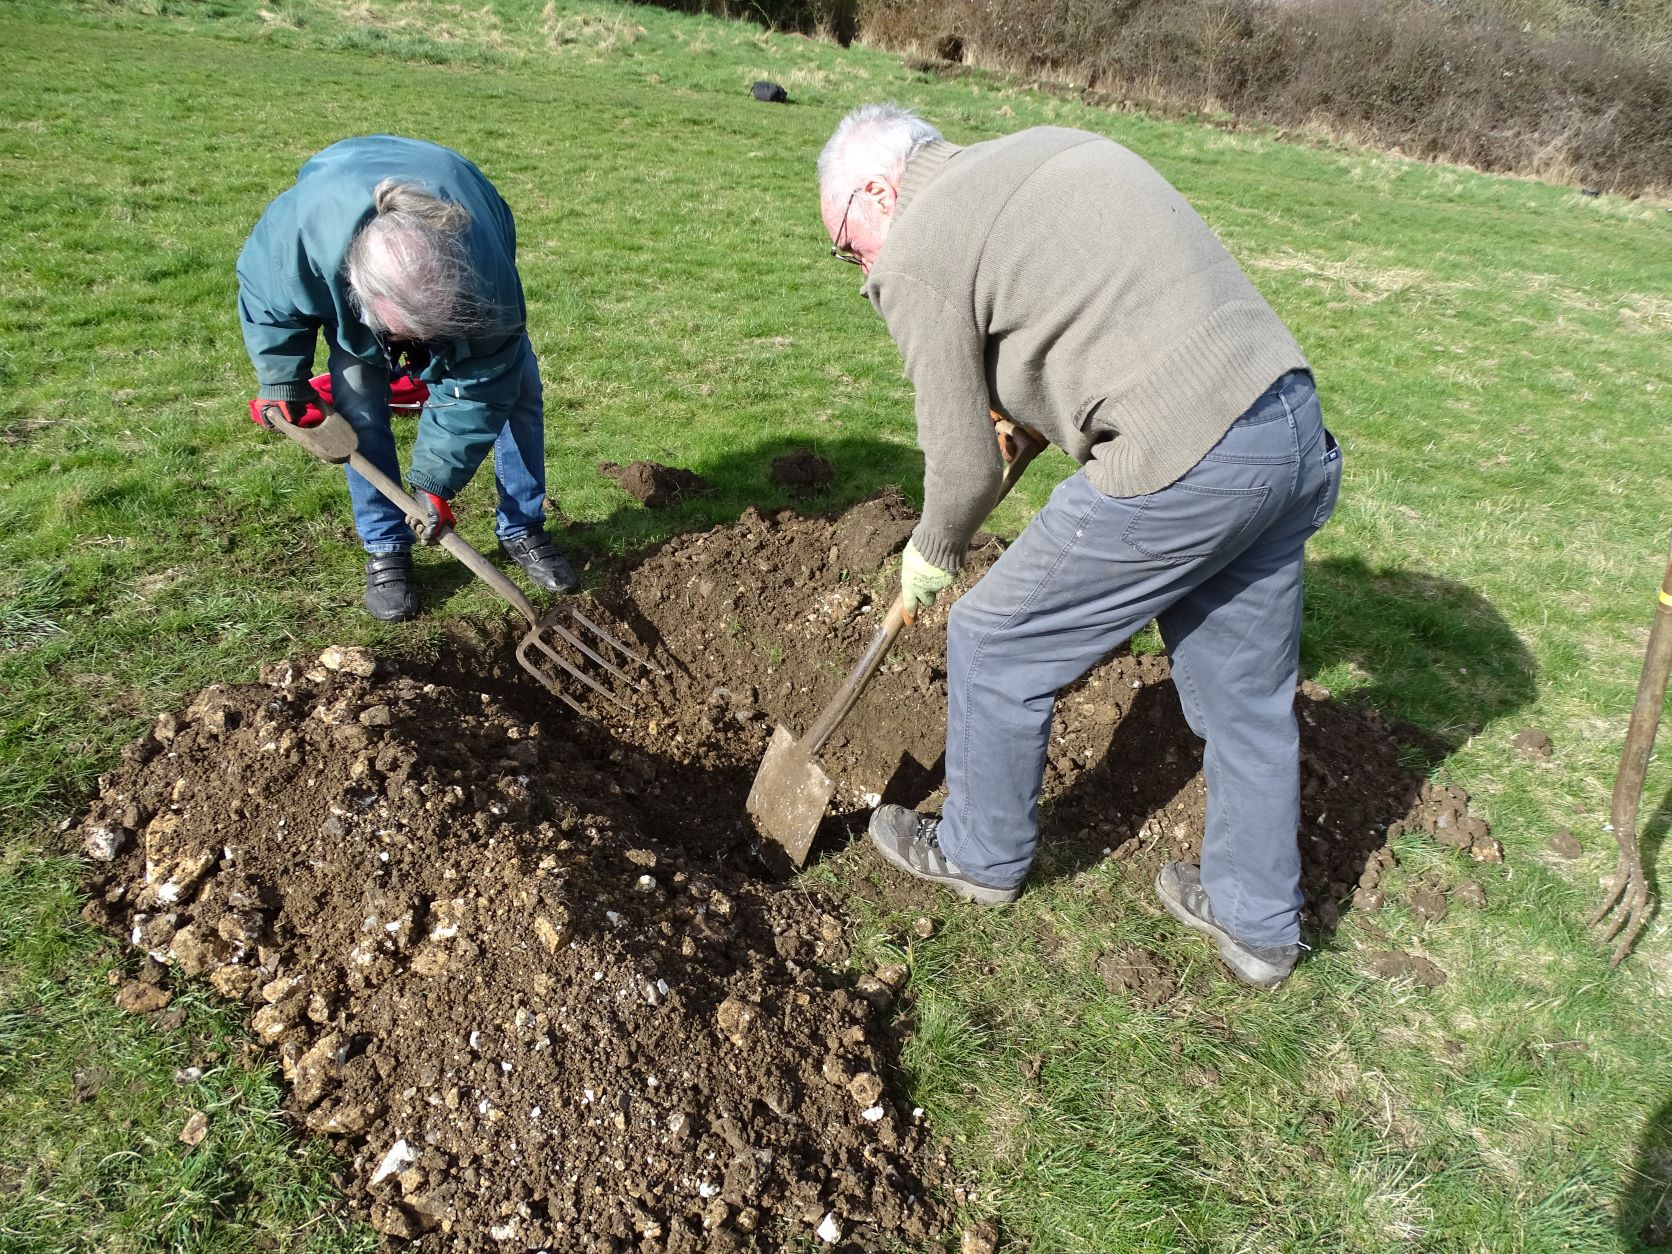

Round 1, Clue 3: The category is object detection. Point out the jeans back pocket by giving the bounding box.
[1311,428,1343,530]
[1121,482,1271,564]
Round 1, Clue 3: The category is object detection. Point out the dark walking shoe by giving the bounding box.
[1154,862,1299,989]
[867,805,1021,906]
[500,531,580,594]
[364,552,418,622]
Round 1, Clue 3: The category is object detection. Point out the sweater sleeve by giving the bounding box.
[405,331,529,501]
[235,262,319,396]
[876,273,1003,573]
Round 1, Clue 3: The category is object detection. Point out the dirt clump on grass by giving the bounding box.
[598,460,711,510]
[79,490,1498,1247]
[768,449,835,498]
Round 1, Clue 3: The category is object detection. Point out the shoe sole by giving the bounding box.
[1154,870,1289,990]
[868,825,1019,907]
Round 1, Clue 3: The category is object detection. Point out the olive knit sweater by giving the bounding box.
[863,127,1309,573]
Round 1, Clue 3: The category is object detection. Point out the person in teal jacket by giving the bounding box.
[237,135,578,620]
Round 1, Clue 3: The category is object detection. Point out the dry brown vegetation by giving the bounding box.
[646,0,1672,195]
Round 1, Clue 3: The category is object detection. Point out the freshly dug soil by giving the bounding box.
[598,461,711,510]
[80,489,1496,1250]
[605,492,1498,918]
[768,450,835,498]
[82,656,949,1250]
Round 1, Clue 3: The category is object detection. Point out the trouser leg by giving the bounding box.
[1159,544,1309,946]
[1158,382,1340,947]
[938,370,1336,896]
[327,347,407,555]
[939,472,1215,886]
[493,338,549,541]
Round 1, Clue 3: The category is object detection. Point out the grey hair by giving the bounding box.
[345,179,485,342]
[817,103,942,203]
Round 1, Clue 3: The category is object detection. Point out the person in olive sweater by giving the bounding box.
[819,105,1342,989]
[238,135,577,621]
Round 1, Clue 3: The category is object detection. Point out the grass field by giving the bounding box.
[2,1,1670,1249]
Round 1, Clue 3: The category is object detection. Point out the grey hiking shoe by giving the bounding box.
[1154,862,1299,989]
[867,805,1020,906]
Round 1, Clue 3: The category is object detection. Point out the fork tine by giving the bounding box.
[526,632,633,710]
[569,609,664,675]
[515,641,590,717]
[539,617,646,690]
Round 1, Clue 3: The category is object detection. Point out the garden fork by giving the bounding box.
[272,404,660,717]
[1588,531,1672,965]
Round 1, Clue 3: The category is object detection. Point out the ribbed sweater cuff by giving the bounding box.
[258,377,316,403]
[909,522,970,576]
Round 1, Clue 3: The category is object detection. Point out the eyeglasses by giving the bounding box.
[829,189,862,266]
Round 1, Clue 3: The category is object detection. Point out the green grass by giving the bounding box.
[2,1,1670,1249]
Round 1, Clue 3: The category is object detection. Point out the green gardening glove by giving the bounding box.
[901,541,956,623]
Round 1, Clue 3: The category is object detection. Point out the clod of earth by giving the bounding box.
[1548,829,1584,859]
[1453,880,1488,909]
[72,1068,109,1103]
[177,1109,209,1147]
[113,981,172,1014]
[1096,946,1179,1008]
[1366,950,1448,988]
[80,491,1500,1248]
[769,449,834,498]
[1409,884,1448,922]
[1513,726,1554,759]
[598,460,712,509]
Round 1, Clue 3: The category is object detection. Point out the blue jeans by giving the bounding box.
[326,336,548,555]
[939,370,1342,946]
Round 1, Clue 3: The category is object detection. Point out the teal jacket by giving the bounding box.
[236,135,530,500]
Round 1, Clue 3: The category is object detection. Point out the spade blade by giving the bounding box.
[746,724,837,867]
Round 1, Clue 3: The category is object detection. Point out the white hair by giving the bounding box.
[345,179,486,343]
[817,104,942,203]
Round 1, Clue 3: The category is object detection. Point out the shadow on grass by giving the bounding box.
[1622,1094,1672,1249]
[1302,554,1540,761]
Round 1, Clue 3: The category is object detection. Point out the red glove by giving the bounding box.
[413,491,455,544]
[307,373,429,413]
[249,396,324,429]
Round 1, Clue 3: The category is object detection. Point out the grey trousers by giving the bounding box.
[938,370,1341,946]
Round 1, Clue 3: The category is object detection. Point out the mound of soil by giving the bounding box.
[79,489,1497,1250]
[80,654,950,1250]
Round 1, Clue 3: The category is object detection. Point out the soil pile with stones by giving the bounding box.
[79,489,1498,1250]
[80,648,952,1251]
